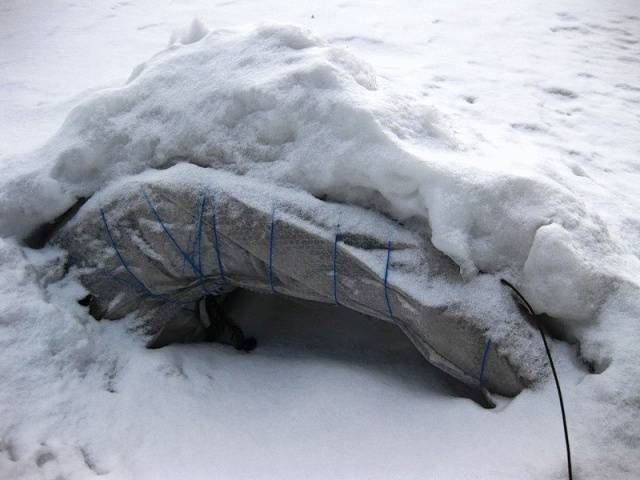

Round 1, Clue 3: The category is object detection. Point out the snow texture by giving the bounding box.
[1,1,639,479]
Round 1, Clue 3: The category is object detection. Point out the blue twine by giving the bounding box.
[181,196,204,274]
[268,207,276,294]
[195,194,206,275]
[191,193,221,295]
[99,268,196,311]
[383,240,394,319]
[99,208,195,311]
[100,208,150,294]
[182,201,201,277]
[479,339,492,387]
[181,228,194,275]
[102,264,145,293]
[141,189,204,279]
[332,231,340,305]
[182,199,202,274]
[209,195,226,282]
[142,190,220,296]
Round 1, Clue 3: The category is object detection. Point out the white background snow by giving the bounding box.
[1,1,639,479]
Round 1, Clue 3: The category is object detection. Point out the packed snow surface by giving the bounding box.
[1,1,639,479]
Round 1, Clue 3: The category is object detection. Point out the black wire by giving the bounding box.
[500,279,573,480]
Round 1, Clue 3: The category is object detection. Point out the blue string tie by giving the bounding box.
[479,339,492,387]
[100,207,195,311]
[332,231,340,305]
[141,189,204,279]
[142,189,218,295]
[268,208,277,294]
[209,195,226,283]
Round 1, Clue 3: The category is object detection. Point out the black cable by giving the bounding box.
[500,279,573,480]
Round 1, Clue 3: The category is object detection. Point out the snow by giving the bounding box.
[170,18,209,46]
[0,240,570,479]
[1,1,639,479]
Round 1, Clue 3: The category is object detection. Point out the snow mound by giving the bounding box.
[1,23,638,365]
[170,18,210,46]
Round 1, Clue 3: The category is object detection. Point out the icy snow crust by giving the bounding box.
[1,18,640,480]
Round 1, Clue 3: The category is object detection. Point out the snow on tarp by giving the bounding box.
[2,24,631,339]
[56,165,545,396]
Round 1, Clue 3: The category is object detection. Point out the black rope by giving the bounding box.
[268,207,277,294]
[500,279,573,480]
[332,231,340,306]
[383,240,394,319]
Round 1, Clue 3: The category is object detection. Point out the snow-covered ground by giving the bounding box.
[1,1,639,479]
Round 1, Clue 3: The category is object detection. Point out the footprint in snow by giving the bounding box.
[544,87,578,99]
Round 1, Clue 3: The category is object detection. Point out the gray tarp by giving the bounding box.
[56,164,545,397]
